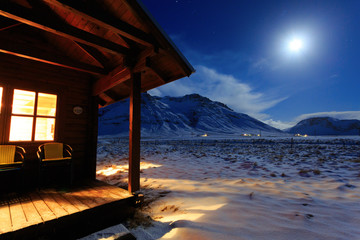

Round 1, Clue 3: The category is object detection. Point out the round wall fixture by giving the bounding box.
[73,106,83,115]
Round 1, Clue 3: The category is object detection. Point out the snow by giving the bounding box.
[96,136,360,240]
[79,224,131,240]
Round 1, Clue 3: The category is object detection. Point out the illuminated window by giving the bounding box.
[12,89,35,115]
[37,93,57,116]
[35,117,55,141]
[9,116,33,141]
[9,89,57,142]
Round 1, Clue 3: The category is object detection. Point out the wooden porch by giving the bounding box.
[0,181,136,240]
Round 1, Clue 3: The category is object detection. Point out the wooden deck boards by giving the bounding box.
[0,204,12,234]
[0,181,134,239]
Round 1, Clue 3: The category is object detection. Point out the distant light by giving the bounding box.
[294,133,307,137]
[201,133,208,137]
[289,39,303,52]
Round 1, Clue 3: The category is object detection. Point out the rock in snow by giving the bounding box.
[98,93,282,137]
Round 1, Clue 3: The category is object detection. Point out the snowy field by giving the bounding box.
[96,136,360,240]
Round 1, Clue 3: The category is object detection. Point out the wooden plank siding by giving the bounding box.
[0,53,97,187]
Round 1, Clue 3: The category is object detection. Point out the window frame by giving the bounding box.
[0,85,4,143]
[0,84,60,144]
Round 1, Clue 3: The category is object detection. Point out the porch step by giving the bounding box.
[78,224,136,240]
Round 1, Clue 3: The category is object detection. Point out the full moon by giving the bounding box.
[289,39,303,52]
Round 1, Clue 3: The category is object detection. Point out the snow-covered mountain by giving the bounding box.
[98,93,282,137]
[286,117,360,136]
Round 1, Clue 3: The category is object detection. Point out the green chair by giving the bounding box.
[37,143,73,186]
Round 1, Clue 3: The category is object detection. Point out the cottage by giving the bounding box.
[0,0,193,238]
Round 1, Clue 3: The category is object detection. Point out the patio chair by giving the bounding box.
[0,145,25,191]
[0,145,25,171]
[37,143,73,186]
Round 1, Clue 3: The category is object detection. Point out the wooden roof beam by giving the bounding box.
[145,57,168,83]
[42,0,155,47]
[74,42,111,70]
[104,89,123,102]
[0,2,130,56]
[0,37,105,75]
[0,16,20,31]
[0,22,21,31]
[98,92,115,105]
[93,66,131,96]
[93,47,156,96]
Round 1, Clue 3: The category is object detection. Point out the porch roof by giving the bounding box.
[0,0,194,107]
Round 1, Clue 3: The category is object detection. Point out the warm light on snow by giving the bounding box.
[187,203,226,211]
[140,162,163,170]
[96,162,162,176]
[96,165,127,176]
[97,137,360,239]
[160,213,204,224]
[162,228,179,239]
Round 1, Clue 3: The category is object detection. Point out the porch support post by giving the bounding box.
[128,71,141,193]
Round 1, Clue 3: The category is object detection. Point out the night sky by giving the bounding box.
[142,0,360,129]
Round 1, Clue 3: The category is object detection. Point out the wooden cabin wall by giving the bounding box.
[0,53,98,189]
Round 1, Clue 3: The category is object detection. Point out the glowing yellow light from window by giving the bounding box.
[37,93,57,116]
[9,116,33,141]
[12,89,35,115]
[9,90,57,142]
[35,117,55,141]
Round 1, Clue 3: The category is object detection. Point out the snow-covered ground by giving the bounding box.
[96,136,360,240]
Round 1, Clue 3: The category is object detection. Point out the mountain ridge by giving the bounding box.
[98,93,282,137]
[286,117,360,135]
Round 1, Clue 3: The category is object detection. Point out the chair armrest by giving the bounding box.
[16,146,26,154]
[15,146,26,162]
[64,144,73,158]
[65,144,73,153]
[37,144,45,161]
[65,149,72,158]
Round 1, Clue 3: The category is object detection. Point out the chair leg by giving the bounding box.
[38,165,42,189]
[20,167,25,192]
[69,162,74,186]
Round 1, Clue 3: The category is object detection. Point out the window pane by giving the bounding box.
[35,117,55,141]
[0,87,2,114]
[9,116,33,141]
[12,89,35,115]
[37,93,57,116]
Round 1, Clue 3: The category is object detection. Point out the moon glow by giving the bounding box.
[289,39,303,52]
